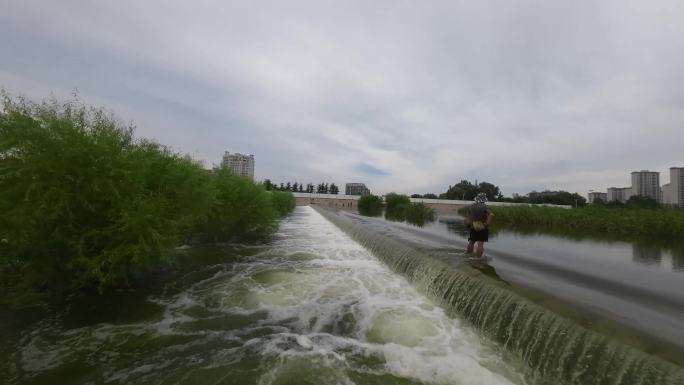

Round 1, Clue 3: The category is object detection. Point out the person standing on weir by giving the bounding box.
[467,193,494,258]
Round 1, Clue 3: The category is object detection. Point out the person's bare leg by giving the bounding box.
[476,241,484,257]
[467,241,474,254]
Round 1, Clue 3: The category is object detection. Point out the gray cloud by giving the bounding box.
[2,0,684,196]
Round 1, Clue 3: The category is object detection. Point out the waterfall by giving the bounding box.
[314,206,684,385]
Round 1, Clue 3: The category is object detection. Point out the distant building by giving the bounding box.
[345,183,370,196]
[662,183,673,206]
[669,167,684,207]
[222,152,254,178]
[631,170,660,202]
[607,187,632,203]
[588,192,607,204]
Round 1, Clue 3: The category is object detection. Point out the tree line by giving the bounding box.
[0,94,295,294]
[410,179,588,207]
[263,180,340,194]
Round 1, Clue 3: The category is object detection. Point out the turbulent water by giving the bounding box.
[5,206,523,385]
[316,207,684,385]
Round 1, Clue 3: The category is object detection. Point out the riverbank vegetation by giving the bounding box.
[358,194,383,216]
[481,205,684,237]
[0,94,294,294]
[383,193,436,226]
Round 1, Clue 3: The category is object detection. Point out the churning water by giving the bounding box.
[5,206,523,385]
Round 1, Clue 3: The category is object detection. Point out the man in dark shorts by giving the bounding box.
[467,193,495,258]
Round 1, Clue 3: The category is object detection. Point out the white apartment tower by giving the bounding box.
[631,170,660,202]
[222,152,255,179]
[670,167,684,207]
[607,187,632,203]
[588,192,608,204]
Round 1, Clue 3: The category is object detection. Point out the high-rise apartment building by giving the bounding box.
[222,152,255,179]
[662,183,673,206]
[607,187,632,203]
[670,167,684,207]
[345,183,370,196]
[631,170,660,202]
[588,192,608,204]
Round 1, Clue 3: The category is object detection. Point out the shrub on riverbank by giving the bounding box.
[383,193,436,226]
[270,190,296,217]
[0,94,294,292]
[358,194,382,216]
[484,205,684,237]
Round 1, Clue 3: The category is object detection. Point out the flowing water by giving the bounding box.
[3,207,524,385]
[317,207,684,385]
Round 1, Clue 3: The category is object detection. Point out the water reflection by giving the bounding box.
[632,245,663,266]
[359,205,436,227]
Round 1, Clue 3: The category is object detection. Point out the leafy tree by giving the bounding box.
[279,183,285,191]
[411,194,422,198]
[445,180,479,200]
[323,183,329,194]
[423,193,438,199]
[298,184,304,193]
[285,182,291,191]
[263,179,273,191]
[329,183,339,194]
[478,182,502,201]
[527,190,586,207]
[292,182,299,192]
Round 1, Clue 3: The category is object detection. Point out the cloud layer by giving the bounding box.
[2,0,684,196]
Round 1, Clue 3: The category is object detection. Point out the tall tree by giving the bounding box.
[445,180,479,200]
[263,179,273,191]
[323,183,329,194]
[299,184,304,193]
[292,182,299,192]
[329,183,339,194]
[478,182,502,201]
[285,182,291,191]
[279,183,285,191]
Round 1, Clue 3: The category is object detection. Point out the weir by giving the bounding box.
[313,206,684,385]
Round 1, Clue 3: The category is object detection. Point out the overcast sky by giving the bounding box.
[2,0,683,196]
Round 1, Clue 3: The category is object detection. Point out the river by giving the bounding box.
[3,206,524,385]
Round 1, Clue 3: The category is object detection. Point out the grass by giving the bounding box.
[481,205,684,237]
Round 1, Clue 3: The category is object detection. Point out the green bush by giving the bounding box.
[384,192,410,210]
[270,190,296,217]
[0,95,213,289]
[197,168,278,242]
[382,193,435,226]
[404,202,436,226]
[358,194,382,216]
[0,94,296,292]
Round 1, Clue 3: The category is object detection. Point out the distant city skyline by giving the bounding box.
[2,1,684,196]
[590,166,684,206]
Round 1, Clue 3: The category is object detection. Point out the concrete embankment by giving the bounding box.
[314,206,684,385]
